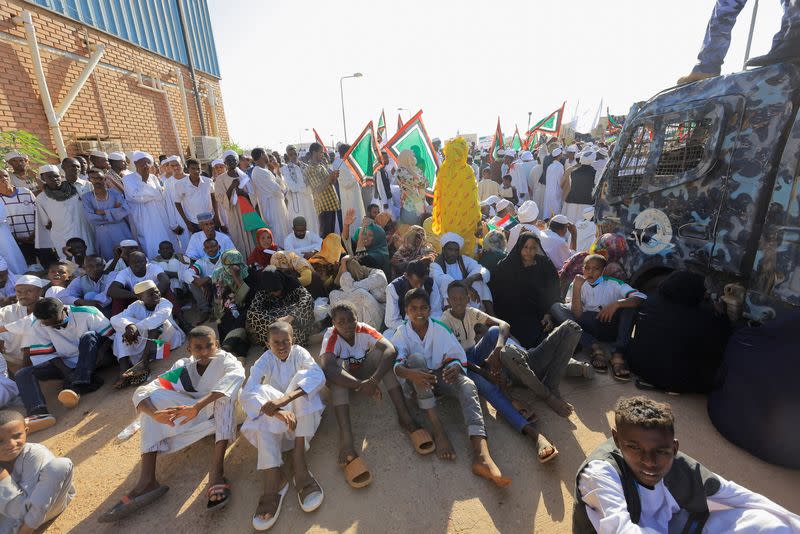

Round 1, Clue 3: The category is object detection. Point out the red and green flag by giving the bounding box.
[343,121,383,186]
[376,110,387,143]
[146,338,171,359]
[488,117,504,163]
[510,126,523,151]
[397,114,404,132]
[313,128,328,153]
[238,195,268,232]
[384,110,440,188]
[158,366,197,392]
[526,103,566,138]
[488,213,517,231]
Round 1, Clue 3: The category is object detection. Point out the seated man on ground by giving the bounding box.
[321,303,435,489]
[574,396,800,533]
[99,326,245,523]
[104,239,140,273]
[59,255,113,314]
[391,288,511,487]
[110,281,186,389]
[185,213,235,261]
[0,275,44,370]
[384,258,443,332]
[551,254,645,381]
[538,214,577,270]
[0,409,75,533]
[240,321,325,531]
[284,216,323,259]
[152,241,188,302]
[431,233,493,314]
[440,281,560,462]
[180,238,222,325]
[14,298,115,424]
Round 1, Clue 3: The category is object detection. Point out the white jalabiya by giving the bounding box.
[510,160,536,205]
[529,163,545,210]
[133,350,245,454]
[542,160,565,220]
[0,202,27,273]
[123,172,175,258]
[240,346,325,470]
[0,303,33,366]
[329,269,387,329]
[337,164,365,229]
[281,163,319,235]
[251,165,290,248]
[284,231,323,256]
[34,193,95,260]
[110,299,185,362]
[430,256,492,307]
[162,175,190,252]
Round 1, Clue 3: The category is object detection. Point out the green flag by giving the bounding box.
[526,103,565,137]
[384,110,439,188]
[343,121,383,185]
[511,126,522,151]
[489,117,504,163]
[377,109,387,143]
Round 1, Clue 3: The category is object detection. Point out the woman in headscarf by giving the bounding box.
[396,149,428,225]
[246,267,315,347]
[431,137,481,257]
[328,256,388,328]
[351,221,391,278]
[391,225,435,278]
[247,228,281,270]
[479,230,508,271]
[309,233,345,294]
[271,250,326,299]
[558,233,629,296]
[212,250,258,357]
[490,232,561,348]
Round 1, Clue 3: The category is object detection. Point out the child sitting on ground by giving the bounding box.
[99,326,245,523]
[0,410,75,533]
[152,241,187,301]
[574,396,800,533]
[321,302,434,489]
[551,254,645,381]
[43,262,71,299]
[391,288,511,487]
[110,280,185,389]
[240,321,325,531]
[180,238,221,325]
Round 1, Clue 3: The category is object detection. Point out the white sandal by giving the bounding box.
[295,472,324,513]
[252,482,288,531]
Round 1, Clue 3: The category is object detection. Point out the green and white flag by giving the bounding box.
[376,109,387,143]
[511,126,523,151]
[343,121,383,185]
[526,103,566,137]
[384,110,439,188]
[157,365,196,392]
[489,117,504,163]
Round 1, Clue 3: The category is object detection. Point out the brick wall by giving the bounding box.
[0,0,229,162]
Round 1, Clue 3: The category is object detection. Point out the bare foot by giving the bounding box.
[255,493,280,522]
[545,394,574,417]
[432,428,456,461]
[472,456,512,487]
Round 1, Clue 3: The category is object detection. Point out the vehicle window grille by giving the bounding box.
[609,125,653,197]
[655,119,712,176]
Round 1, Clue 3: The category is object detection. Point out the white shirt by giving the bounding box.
[390,318,466,371]
[241,346,325,416]
[181,256,220,283]
[175,176,214,224]
[185,230,235,260]
[27,305,113,366]
[565,275,646,312]
[284,231,323,255]
[320,323,383,364]
[539,228,573,269]
[384,278,443,330]
[152,256,186,292]
[61,273,114,306]
[429,255,490,303]
[113,263,165,290]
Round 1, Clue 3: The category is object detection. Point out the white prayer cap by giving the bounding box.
[120,239,138,247]
[551,147,563,158]
[90,150,108,159]
[15,274,44,288]
[550,214,570,225]
[133,279,157,294]
[517,200,539,223]
[38,164,60,175]
[440,232,465,248]
[566,144,578,153]
[163,155,182,165]
[4,151,25,160]
[582,206,595,220]
[521,151,534,162]
[504,149,516,158]
[480,195,501,207]
[211,159,224,167]
[132,151,153,164]
[222,149,238,160]
[598,147,609,157]
[580,151,596,165]
[495,199,512,212]
[108,151,126,161]
[497,149,506,157]
[197,212,214,222]
[241,151,252,160]
[0,255,6,271]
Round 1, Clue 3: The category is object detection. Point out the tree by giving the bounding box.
[0,130,56,167]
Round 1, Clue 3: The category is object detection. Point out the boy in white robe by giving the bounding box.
[240,321,325,530]
[110,280,185,388]
[0,274,44,368]
[99,326,244,523]
[575,396,800,533]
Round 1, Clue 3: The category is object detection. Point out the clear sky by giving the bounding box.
[208,0,781,152]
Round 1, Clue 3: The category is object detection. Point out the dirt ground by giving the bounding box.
[35,332,800,534]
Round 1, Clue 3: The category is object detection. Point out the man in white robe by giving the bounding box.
[281,146,319,235]
[123,152,175,259]
[251,148,290,248]
[160,156,190,253]
[510,151,536,205]
[543,147,566,220]
[34,165,96,260]
[283,216,323,259]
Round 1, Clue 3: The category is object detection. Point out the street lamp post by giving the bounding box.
[340,72,363,143]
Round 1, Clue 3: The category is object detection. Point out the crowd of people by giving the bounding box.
[0,137,796,532]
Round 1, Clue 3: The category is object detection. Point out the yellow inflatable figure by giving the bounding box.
[431,137,480,257]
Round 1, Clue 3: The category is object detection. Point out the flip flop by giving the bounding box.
[590,352,608,373]
[610,360,632,382]
[408,428,436,455]
[25,414,56,434]
[537,436,559,464]
[98,485,169,523]
[206,479,231,510]
[342,456,372,489]
[295,473,324,513]
[252,482,289,531]
[57,389,80,408]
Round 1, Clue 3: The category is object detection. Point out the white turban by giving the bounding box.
[132,151,153,164]
[211,159,224,167]
[120,239,138,247]
[480,195,501,207]
[551,147,563,158]
[580,151,596,165]
[440,232,465,248]
[566,144,578,153]
[4,151,24,161]
[521,151,534,162]
[163,155,182,165]
[222,149,238,160]
[15,274,44,288]
[108,151,126,161]
[90,150,108,159]
[550,214,570,225]
[133,279,157,294]
[517,200,539,223]
[495,199,512,212]
[38,164,60,175]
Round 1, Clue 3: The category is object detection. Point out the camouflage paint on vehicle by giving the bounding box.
[595,63,800,320]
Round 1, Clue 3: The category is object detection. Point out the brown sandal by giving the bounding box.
[609,356,631,382]
[590,351,608,373]
[409,428,436,455]
[342,456,372,489]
